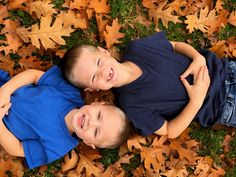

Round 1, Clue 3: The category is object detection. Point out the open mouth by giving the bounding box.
[107,67,114,82]
[78,115,85,128]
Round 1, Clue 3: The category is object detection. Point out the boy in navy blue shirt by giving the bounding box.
[0,66,130,169]
[61,31,234,139]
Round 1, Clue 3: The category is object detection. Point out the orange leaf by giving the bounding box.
[0,5,9,23]
[104,18,125,49]
[89,0,110,14]
[76,154,102,177]
[28,0,56,19]
[70,0,89,10]
[16,14,75,49]
[18,56,52,71]
[8,0,28,10]
[61,150,79,172]
[148,2,181,28]
[0,54,15,77]
[228,11,236,26]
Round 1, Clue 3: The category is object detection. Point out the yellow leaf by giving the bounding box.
[28,0,56,18]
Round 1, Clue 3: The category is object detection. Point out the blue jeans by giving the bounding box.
[218,60,236,127]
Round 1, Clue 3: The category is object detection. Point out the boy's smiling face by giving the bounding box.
[71,102,125,148]
[71,47,121,90]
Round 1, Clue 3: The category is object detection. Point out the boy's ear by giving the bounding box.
[83,140,96,149]
[97,46,110,56]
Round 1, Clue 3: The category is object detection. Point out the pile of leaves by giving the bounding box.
[0,0,235,176]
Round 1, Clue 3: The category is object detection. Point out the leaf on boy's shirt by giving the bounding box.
[61,150,79,172]
[88,0,110,14]
[148,2,181,28]
[28,0,56,19]
[76,153,102,177]
[16,14,75,49]
[104,18,125,49]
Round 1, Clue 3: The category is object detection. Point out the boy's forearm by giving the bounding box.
[167,101,201,138]
[0,120,24,157]
[1,69,44,95]
[171,41,204,60]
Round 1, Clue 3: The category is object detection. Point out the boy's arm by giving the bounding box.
[170,41,206,81]
[0,69,44,107]
[155,66,210,138]
[0,103,24,157]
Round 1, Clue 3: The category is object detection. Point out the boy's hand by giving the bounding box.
[0,88,11,108]
[181,65,210,108]
[0,103,11,120]
[180,55,206,82]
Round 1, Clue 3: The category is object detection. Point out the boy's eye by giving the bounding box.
[94,128,98,138]
[98,111,101,120]
[92,75,95,83]
[97,58,101,66]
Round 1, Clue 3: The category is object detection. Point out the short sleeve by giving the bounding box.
[23,140,47,169]
[127,108,165,136]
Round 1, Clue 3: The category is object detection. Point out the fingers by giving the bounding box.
[180,68,192,79]
[180,77,191,92]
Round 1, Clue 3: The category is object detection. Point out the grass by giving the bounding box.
[6,0,236,176]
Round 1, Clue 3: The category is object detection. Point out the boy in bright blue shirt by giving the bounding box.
[0,66,130,169]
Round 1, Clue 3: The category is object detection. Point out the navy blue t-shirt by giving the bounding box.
[114,32,228,136]
[1,66,84,169]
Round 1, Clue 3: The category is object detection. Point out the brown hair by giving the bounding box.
[61,45,98,88]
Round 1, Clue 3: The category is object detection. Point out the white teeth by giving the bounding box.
[107,68,113,81]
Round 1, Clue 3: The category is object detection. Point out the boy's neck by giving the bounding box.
[120,61,142,86]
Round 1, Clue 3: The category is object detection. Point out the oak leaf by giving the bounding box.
[0,19,23,54]
[210,40,226,58]
[127,134,147,152]
[148,2,181,28]
[228,11,236,26]
[104,18,125,49]
[76,153,102,177]
[101,165,123,177]
[96,14,109,42]
[78,143,102,161]
[0,54,15,77]
[28,0,56,18]
[0,5,9,23]
[18,56,52,71]
[16,14,75,49]
[70,0,89,10]
[89,0,110,14]
[61,150,79,172]
[185,7,218,34]
[58,10,88,29]
[8,0,28,10]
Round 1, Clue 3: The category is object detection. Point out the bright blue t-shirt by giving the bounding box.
[1,66,84,169]
[114,32,228,136]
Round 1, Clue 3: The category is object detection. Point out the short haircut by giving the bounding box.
[101,105,133,149]
[61,45,98,88]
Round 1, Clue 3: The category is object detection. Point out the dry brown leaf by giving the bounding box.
[16,14,75,49]
[61,150,79,172]
[0,54,15,77]
[96,13,109,42]
[0,5,9,24]
[210,40,226,58]
[0,19,23,55]
[28,0,56,18]
[127,133,147,152]
[78,143,102,161]
[185,7,218,34]
[58,10,88,29]
[89,0,110,14]
[148,2,181,28]
[100,165,122,177]
[17,44,38,58]
[8,0,28,10]
[215,0,224,12]
[18,56,52,71]
[228,11,236,26]
[69,0,89,10]
[76,153,102,177]
[104,18,125,49]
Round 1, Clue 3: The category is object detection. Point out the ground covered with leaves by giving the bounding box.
[0,0,236,176]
